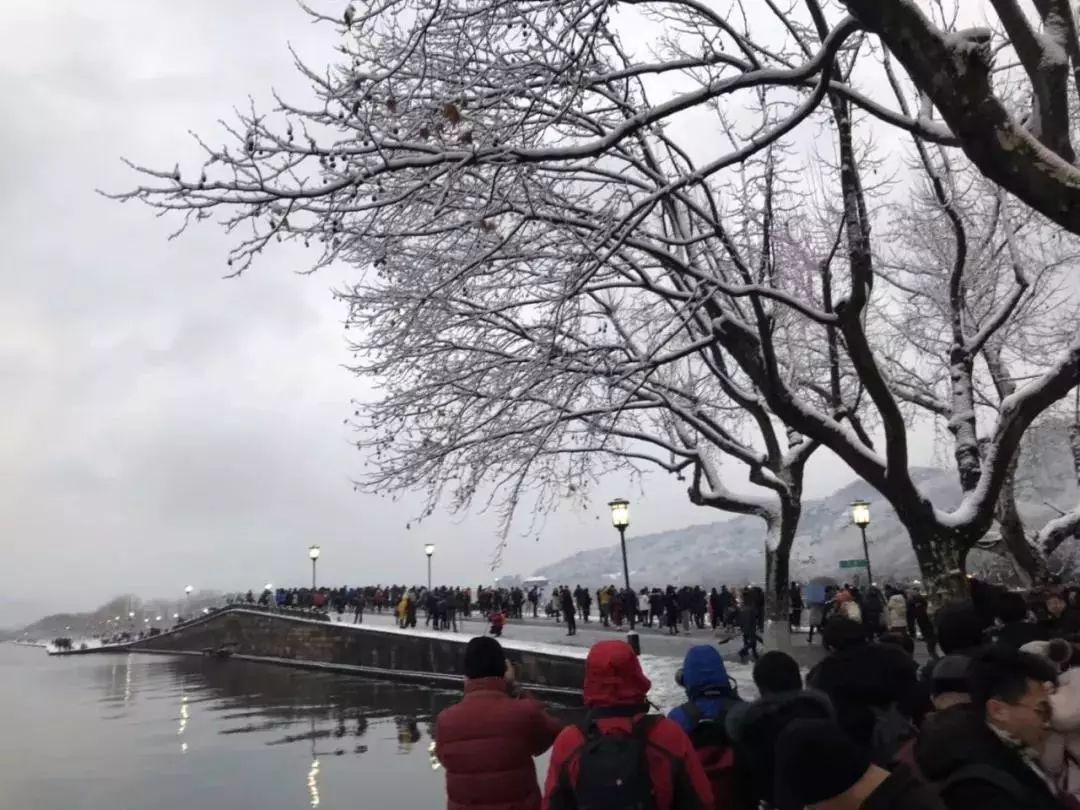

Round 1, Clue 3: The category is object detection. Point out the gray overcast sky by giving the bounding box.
[0,0,924,620]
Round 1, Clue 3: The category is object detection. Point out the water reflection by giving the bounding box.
[308,717,321,808]
[3,646,582,810]
[178,680,189,754]
[396,716,421,754]
[159,659,466,807]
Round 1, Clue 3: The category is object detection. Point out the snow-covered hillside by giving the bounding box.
[534,421,1080,586]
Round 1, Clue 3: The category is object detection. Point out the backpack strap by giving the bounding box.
[678,701,702,729]
[580,703,652,736]
[938,763,1030,804]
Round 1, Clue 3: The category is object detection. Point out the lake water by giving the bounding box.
[0,643,484,809]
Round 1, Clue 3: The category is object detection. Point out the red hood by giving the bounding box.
[583,640,652,708]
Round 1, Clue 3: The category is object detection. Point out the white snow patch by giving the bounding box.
[272,610,592,659]
[639,654,759,711]
[45,638,111,654]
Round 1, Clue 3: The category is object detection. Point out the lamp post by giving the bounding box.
[608,498,639,648]
[424,544,435,591]
[851,499,873,586]
[309,545,321,591]
[184,585,193,619]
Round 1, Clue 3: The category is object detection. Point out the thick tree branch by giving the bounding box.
[842,0,1080,237]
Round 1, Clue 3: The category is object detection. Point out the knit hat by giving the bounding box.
[463,636,506,679]
[753,650,802,695]
[774,719,870,808]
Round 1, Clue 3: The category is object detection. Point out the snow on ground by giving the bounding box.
[45,638,109,654]
[306,612,772,708]
[324,611,590,658]
[639,654,759,711]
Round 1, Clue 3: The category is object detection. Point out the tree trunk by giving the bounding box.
[763,497,800,653]
[994,449,1045,585]
[904,519,969,602]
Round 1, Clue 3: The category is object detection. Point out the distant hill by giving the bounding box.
[535,420,1080,587]
[6,592,222,642]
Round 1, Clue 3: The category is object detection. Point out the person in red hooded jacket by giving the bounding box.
[542,640,714,810]
[436,636,564,810]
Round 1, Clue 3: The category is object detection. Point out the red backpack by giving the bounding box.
[677,702,745,810]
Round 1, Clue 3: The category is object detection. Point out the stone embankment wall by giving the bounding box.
[126,608,584,701]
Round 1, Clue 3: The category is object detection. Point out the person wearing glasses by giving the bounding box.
[916,646,1065,810]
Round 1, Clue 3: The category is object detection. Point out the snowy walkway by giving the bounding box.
[327,613,759,707]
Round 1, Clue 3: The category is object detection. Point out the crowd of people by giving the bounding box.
[433,583,1080,810]
[542,584,765,636]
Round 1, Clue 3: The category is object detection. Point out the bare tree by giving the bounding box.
[873,127,1080,582]
[840,0,1080,236]
[115,0,1080,596]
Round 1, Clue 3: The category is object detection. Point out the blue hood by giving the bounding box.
[681,645,731,696]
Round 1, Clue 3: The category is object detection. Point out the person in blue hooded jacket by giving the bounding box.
[668,645,742,733]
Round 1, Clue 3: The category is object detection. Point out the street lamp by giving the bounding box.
[309,545,321,591]
[851,500,874,586]
[608,498,638,643]
[424,544,435,591]
[608,499,632,591]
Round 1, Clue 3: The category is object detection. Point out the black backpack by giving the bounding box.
[681,702,741,809]
[868,703,917,766]
[571,706,661,810]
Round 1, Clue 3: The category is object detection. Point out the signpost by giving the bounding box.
[839,559,868,570]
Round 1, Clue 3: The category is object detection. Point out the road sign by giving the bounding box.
[839,559,868,569]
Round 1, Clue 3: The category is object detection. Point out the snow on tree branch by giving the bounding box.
[116,0,1080,587]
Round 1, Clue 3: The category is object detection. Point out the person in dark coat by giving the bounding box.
[775,718,947,810]
[665,586,681,635]
[863,587,885,641]
[559,587,576,636]
[436,637,563,810]
[718,586,734,628]
[753,651,803,696]
[789,583,803,633]
[543,640,713,810]
[916,646,1063,810]
[908,591,937,659]
[919,601,986,684]
[991,591,1047,650]
[747,585,766,631]
[807,617,924,763]
[725,681,834,809]
[708,588,722,630]
[736,596,763,663]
